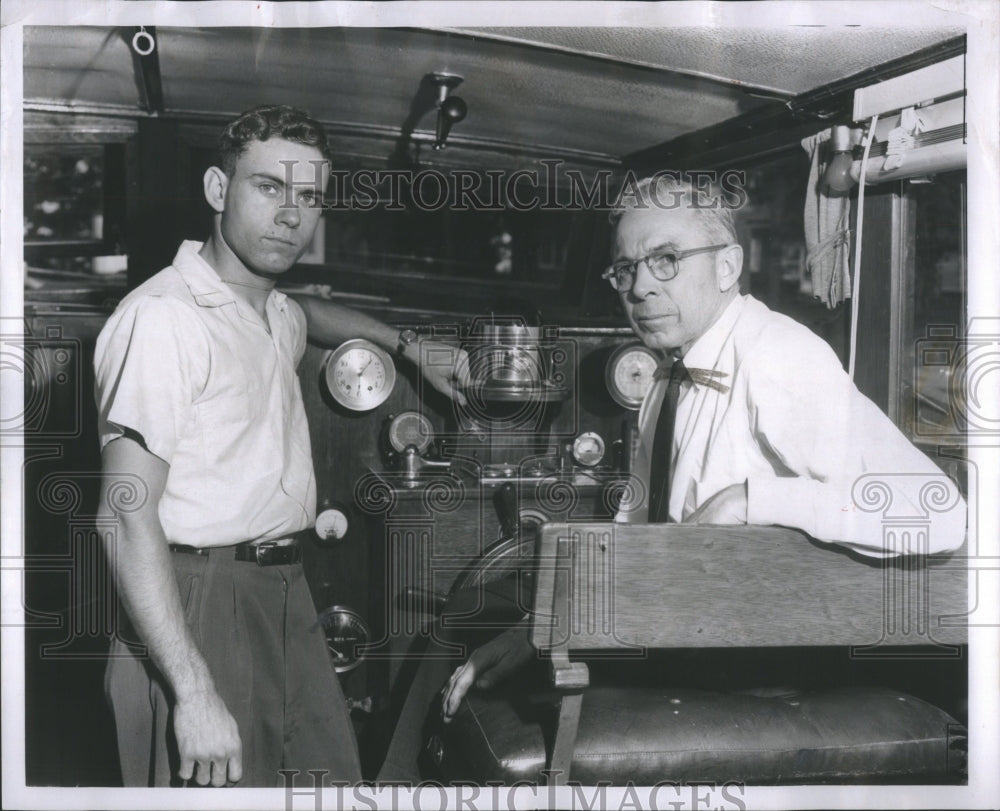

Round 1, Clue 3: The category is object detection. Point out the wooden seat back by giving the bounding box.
[529,523,967,783]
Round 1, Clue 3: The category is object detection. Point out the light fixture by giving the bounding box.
[430,73,467,150]
[823,125,860,195]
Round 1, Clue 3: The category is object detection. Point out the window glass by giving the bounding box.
[906,172,966,451]
[319,207,571,286]
[736,154,850,365]
[24,145,105,268]
[23,143,130,306]
[269,167,582,318]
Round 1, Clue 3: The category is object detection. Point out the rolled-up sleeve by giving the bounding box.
[94,296,207,464]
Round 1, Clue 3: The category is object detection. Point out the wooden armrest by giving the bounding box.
[551,652,589,691]
[531,523,966,652]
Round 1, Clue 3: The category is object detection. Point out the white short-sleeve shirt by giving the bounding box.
[94,241,316,547]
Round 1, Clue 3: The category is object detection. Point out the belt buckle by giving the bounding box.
[255,543,273,566]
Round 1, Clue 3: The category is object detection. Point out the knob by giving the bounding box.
[401,445,453,484]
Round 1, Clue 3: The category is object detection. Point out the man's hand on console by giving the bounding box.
[441,623,534,722]
[402,339,471,407]
[173,688,243,786]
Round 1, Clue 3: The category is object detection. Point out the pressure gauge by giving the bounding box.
[316,605,370,673]
[606,343,660,409]
[324,339,396,411]
[316,503,349,542]
[387,411,434,454]
[572,431,606,467]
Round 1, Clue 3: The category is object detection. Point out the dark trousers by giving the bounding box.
[105,546,362,787]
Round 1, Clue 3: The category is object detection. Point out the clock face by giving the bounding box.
[323,339,396,411]
[606,344,659,409]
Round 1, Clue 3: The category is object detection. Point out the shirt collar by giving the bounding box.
[172,240,288,312]
[680,293,747,370]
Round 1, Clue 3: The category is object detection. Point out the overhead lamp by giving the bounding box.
[430,73,467,150]
[823,125,862,195]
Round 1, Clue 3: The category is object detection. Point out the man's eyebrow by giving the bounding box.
[248,172,287,186]
[248,172,324,195]
[647,241,680,253]
[614,241,679,262]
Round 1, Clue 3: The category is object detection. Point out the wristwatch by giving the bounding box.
[396,328,418,357]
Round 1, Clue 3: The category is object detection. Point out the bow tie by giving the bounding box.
[654,362,730,394]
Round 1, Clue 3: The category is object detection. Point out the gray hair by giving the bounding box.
[609,172,740,245]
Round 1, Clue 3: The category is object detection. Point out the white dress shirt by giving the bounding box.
[94,241,316,547]
[619,294,966,557]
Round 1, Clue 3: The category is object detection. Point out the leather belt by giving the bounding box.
[169,539,301,566]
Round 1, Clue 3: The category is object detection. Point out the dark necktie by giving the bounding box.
[647,359,688,523]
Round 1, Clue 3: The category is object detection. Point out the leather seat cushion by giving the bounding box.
[432,685,966,785]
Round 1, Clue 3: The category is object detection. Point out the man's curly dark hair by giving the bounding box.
[218,105,332,176]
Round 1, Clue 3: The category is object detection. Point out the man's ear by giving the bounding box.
[716,243,743,292]
[203,166,228,214]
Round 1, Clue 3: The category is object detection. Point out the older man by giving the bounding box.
[605,174,965,549]
[376,173,965,781]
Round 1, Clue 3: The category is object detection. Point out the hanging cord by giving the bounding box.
[848,113,879,381]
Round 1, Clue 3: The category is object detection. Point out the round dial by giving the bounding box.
[316,605,370,673]
[316,506,349,541]
[387,411,434,454]
[572,431,606,467]
[606,343,660,409]
[324,339,396,411]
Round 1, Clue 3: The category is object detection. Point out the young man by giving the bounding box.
[95,105,465,787]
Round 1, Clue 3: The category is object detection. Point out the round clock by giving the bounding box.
[606,342,660,410]
[323,339,396,411]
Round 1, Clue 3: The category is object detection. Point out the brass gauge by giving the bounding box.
[324,339,396,411]
[606,343,660,409]
[316,605,370,673]
[572,431,606,467]
[387,410,434,454]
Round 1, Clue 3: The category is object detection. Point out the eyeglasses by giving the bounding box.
[602,243,730,292]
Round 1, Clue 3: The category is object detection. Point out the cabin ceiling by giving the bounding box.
[23,25,962,171]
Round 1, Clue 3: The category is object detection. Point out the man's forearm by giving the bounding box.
[290,294,407,357]
[746,475,966,557]
[103,510,216,701]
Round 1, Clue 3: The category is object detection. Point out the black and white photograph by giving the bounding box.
[2,1,998,809]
